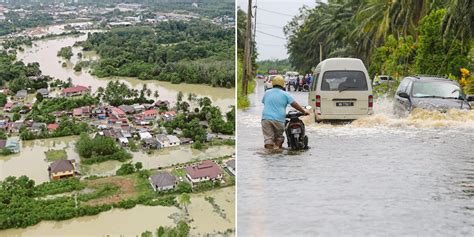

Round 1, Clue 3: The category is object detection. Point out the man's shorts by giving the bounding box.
[261,119,285,145]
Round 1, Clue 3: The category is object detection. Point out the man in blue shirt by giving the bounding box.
[262,75,309,150]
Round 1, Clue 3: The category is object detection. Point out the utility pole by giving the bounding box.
[319,42,323,63]
[253,0,258,40]
[242,0,253,96]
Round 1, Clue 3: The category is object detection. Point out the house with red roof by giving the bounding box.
[47,123,59,132]
[3,102,14,112]
[143,109,157,121]
[185,160,223,183]
[62,86,90,97]
[111,107,126,119]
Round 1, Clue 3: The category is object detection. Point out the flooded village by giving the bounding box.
[0,0,235,236]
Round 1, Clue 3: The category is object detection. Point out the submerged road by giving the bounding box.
[237,79,474,236]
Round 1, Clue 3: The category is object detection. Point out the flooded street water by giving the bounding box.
[0,187,235,237]
[15,25,234,109]
[237,80,474,236]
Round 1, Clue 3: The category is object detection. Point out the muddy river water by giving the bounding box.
[14,24,234,109]
[0,186,235,236]
[237,80,474,236]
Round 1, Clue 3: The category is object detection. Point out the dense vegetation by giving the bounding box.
[284,0,473,80]
[75,133,132,164]
[0,52,49,92]
[237,8,257,108]
[257,59,293,75]
[140,221,190,237]
[98,80,154,106]
[57,46,74,60]
[78,21,234,87]
[0,12,53,36]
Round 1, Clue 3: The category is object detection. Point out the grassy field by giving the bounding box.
[44,149,68,161]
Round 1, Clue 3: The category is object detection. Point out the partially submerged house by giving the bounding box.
[5,137,20,153]
[48,159,77,180]
[185,160,223,183]
[225,159,235,176]
[149,171,177,191]
[62,85,90,97]
[156,134,180,148]
[15,90,27,101]
[37,88,49,98]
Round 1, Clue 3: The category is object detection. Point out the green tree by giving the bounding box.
[178,193,191,215]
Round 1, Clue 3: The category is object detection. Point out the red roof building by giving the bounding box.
[47,123,59,131]
[185,160,223,183]
[111,107,126,118]
[62,86,90,97]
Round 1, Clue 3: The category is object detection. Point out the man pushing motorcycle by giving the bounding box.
[261,75,309,150]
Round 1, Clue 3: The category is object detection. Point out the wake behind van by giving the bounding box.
[308,58,373,122]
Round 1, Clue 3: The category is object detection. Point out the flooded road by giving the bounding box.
[15,25,234,109]
[0,187,235,237]
[0,135,234,184]
[237,80,474,236]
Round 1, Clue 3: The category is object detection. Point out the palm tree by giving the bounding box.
[153,90,159,99]
[178,193,191,215]
[442,0,473,51]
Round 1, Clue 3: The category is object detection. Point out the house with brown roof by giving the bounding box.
[185,160,223,183]
[47,123,59,132]
[149,171,177,191]
[48,159,77,180]
[111,107,126,119]
[62,85,90,97]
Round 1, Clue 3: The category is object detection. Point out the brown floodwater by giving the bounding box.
[0,187,235,237]
[0,135,234,184]
[0,136,79,184]
[15,26,234,109]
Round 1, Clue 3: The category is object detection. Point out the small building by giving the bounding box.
[111,107,126,119]
[118,105,135,114]
[185,160,223,183]
[132,104,145,112]
[73,108,83,117]
[156,134,180,148]
[15,90,27,100]
[118,137,129,146]
[3,102,14,112]
[47,123,59,132]
[149,172,177,191]
[138,131,152,140]
[155,100,170,108]
[30,122,46,133]
[5,137,20,153]
[225,159,235,176]
[160,111,176,121]
[62,85,90,97]
[143,137,158,149]
[48,159,76,180]
[37,88,49,98]
[143,109,157,121]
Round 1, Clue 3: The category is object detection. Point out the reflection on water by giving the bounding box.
[0,187,235,237]
[16,27,234,109]
[238,81,474,236]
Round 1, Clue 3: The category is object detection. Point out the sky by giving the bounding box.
[237,0,322,60]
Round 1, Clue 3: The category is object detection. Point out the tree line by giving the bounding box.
[284,0,472,78]
[77,21,234,87]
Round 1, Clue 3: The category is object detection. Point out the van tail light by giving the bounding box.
[368,95,373,108]
[316,95,321,108]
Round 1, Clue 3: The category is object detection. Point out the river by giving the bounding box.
[0,136,234,184]
[14,24,234,110]
[237,79,474,236]
[0,187,235,237]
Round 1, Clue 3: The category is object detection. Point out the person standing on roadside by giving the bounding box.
[261,75,309,150]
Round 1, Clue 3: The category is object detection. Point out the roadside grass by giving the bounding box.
[237,58,256,109]
[44,149,68,161]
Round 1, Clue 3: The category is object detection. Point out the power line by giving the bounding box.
[256,30,287,40]
[258,8,295,17]
[257,22,284,29]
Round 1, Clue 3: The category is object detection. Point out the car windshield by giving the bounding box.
[412,81,463,99]
[321,71,368,91]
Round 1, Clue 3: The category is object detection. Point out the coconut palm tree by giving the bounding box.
[442,0,473,51]
[178,193,191,215]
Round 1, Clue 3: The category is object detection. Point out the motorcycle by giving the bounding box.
[285,106,311,150]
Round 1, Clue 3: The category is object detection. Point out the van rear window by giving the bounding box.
[321,71,368,91]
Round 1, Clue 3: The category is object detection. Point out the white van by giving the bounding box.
[308,58,373,122]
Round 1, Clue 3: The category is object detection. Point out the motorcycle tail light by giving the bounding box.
[368,95,373,108]
[316,95,321,108]
[291,124,301,129]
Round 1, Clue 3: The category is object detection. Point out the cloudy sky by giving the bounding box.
[237,0,323,60]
